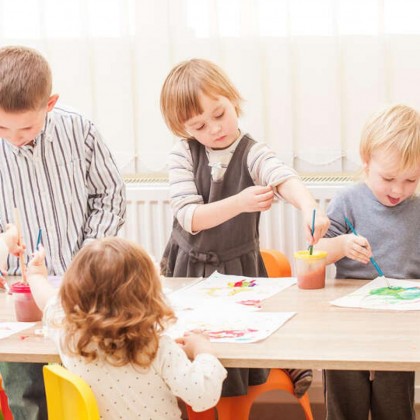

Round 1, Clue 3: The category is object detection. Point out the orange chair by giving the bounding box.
[185,249,313,420]
[186,369,313,420]
[260,248,292,277]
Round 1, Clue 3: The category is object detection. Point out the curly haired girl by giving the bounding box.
[27,237,226,419]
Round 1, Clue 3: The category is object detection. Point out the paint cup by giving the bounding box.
[294,250,328,290]
[10,282,43,322]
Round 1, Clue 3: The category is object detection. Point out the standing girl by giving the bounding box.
[160,58,330,397]
[27,237,227,419]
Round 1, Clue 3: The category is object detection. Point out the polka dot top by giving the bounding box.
[44,296,227,419]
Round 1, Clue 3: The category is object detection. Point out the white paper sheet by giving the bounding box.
[168,271,296,311]
[166,309,295,343]
[0,322,36,339]
[330,277,420,310]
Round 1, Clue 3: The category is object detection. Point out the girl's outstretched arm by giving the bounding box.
[277,177,330,244]
[27,246,58,311]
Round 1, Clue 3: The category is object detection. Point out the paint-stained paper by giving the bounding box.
[331,277,420,310]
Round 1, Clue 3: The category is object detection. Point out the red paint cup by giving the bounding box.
[10,282,43,322]
[294,250,328,290]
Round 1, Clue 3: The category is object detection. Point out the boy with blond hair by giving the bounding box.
[318,104,420,420]
[0,45,126,420]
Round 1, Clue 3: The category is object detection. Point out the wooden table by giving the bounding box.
[2,277,420,371]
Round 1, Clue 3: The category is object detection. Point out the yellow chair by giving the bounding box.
[185,249,313,420]
[43,365,100,420]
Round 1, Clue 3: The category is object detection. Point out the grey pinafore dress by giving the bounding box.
[161,134,269,396]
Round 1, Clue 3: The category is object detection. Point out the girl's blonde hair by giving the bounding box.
[360,104,420,170]
[59,237,175,368]
[160,58,243,138]
[0,46,52,111]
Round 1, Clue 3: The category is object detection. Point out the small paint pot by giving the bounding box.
[294,250,328,290]
[10,282,43,322]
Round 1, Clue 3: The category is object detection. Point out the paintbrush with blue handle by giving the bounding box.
[344,216,390,287]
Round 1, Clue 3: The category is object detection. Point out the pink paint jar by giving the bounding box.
[294,250,328,290]
[10,282,43,322]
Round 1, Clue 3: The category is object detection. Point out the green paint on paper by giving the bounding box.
[369,286,420,301]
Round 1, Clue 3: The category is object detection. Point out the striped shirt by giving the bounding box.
[168,132,298,233]
[0,106,126,275]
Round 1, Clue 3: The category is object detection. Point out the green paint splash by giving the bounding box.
[369,286,420,301]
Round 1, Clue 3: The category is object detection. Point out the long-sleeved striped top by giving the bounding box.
[0,106,126,275]
[168,132,298,233]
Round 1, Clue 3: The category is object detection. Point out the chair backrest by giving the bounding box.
[185,369,313,420]
[260,249,292,278]
[43,365,100,420]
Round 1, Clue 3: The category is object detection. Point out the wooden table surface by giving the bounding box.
[1,276,420,371]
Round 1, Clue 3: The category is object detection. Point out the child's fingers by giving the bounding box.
[351,247,371,264]
[36,245,46,257]
[174,337,185,345]
[30,246,47,265]
[256,190,274,211]
[257,188,274,199]
[12,243,26,257]
[258,197,273,211]
[345,235,371,263]
[355,235,369,248]
[258,185,274,194]
[305,225,314,244]
[311,216,330,243]
[258,190,274,202]
[354,237,372,257]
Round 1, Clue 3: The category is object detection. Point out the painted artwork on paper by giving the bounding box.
[330,277,420,310]
[165,310,295,343]
[168,271,296,311]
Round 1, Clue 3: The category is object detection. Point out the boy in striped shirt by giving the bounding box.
[0,45,126,420]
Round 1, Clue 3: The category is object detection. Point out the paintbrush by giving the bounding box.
[344,216,390,287]
[308,208,316,255]
[13,207,27,283]
[35,228,42,251]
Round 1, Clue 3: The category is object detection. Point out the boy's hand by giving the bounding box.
[175,332,214,360]
[342,234,372,264]
[28,246,48,278]
[303,209,330,245]
[3,224,25,256]
[236,186,274,213]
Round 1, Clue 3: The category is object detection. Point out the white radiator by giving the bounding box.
[121,180,351,264]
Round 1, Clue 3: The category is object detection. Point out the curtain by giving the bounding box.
[1,0,420,175]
